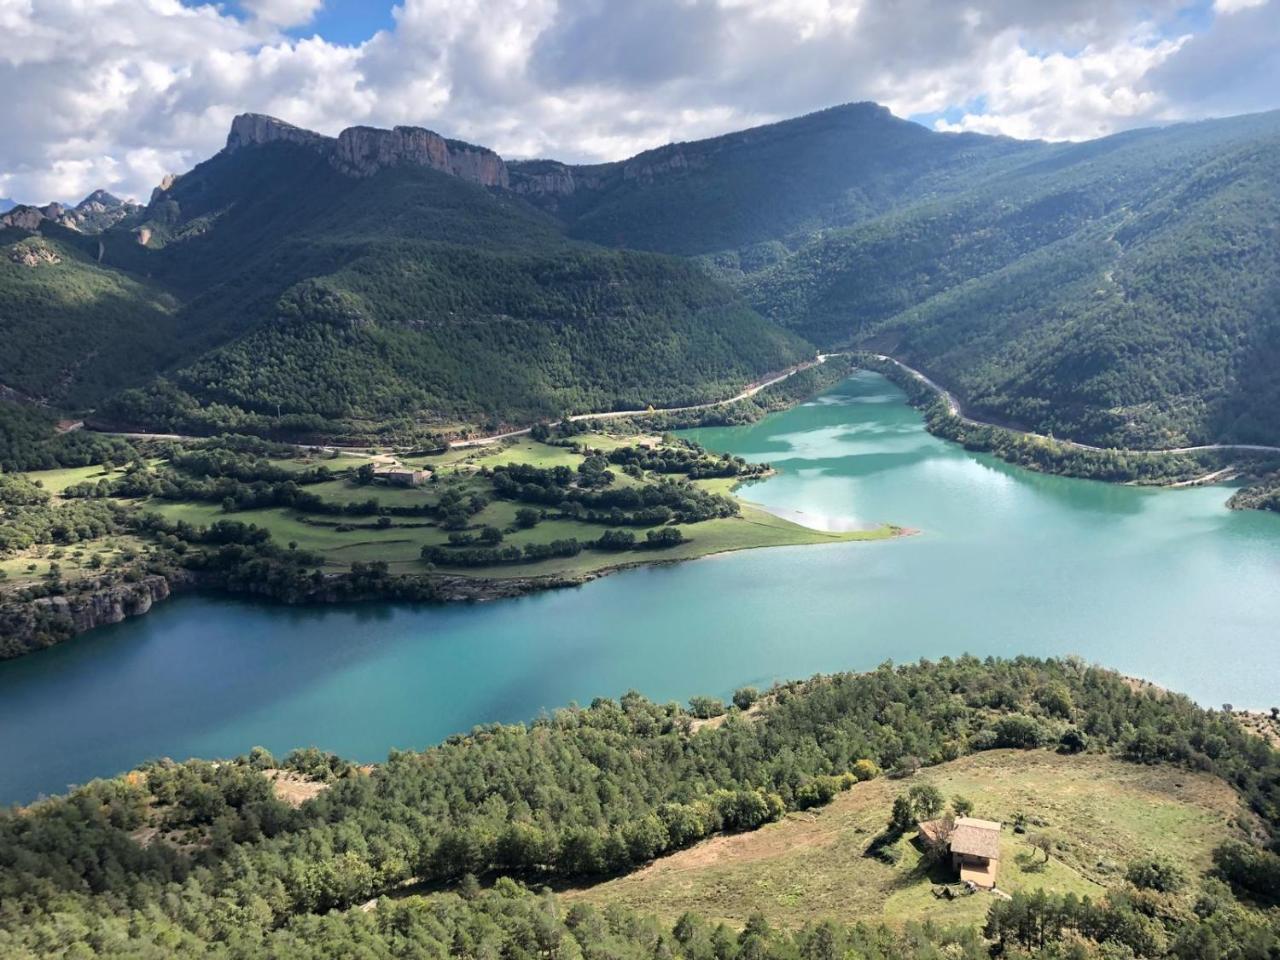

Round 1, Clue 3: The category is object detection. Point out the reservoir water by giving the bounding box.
[3,371,1278,805]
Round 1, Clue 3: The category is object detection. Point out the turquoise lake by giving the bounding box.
[3,371,1278,804]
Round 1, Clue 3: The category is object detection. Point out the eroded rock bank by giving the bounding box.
[1,573,182,659]
[0,567,600,662]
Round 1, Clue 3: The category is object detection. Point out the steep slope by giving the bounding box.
[741,111,1280,446]
[70,116,811,440]
[524,105,1280,448]
[510,102,1040,256]
[0,225,181,405]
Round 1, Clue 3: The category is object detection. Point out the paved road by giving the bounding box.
[452,355,835,448]
[93,352,1280,459]
[93,356,836,452]
[873,354,1280,457]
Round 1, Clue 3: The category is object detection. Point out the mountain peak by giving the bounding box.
[77,189,125,210]
[225,113,334,153]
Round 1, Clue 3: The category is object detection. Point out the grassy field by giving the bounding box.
[563,750,1247,929]
[131,432,897,578]
[0,534,150,585]
[9,431,898,594]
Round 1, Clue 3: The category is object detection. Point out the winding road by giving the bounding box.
[872,353,1280,457]
[88,351,1280,460]
[451,355,836,447]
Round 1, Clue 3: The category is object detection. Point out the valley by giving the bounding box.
[3,91,1280,960]
[3,372,1278,808]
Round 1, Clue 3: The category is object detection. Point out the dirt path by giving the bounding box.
[874,354,1280,458]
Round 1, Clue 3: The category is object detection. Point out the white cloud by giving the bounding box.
[933,30,1188,140]
[1,0,1276,204]
[1214,0,1268,14]
[241,0,325,28]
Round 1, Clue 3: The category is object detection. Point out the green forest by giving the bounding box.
[1,657,1277,958]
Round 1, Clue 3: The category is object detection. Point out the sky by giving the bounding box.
[2,0,1278,204]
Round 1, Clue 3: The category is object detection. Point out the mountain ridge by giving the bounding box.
[4,102,1280,448]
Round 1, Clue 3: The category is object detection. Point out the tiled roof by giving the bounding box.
[949,817,1001,860]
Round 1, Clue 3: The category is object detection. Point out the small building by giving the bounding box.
[373,467,430,487]
[918,816,1002,889]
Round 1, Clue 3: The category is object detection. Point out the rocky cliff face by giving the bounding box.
[33,574,173,633]
[222,113,509,188]
[508,160,579,198]
[225,113,334,153]
[0,573,182,660]
[332,125,509,186]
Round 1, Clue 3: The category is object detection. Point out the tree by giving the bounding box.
[688,696,725,720]
[919,813,955,863]
[951,794,974,817]
[889,795,916,834]
[515,507,540,528]
[732,687,759,711]
[1028,833,1054,862]
[479,525,503,544]
[1058,726,1088,754]
[908,784,944,820]
[354,463,376,485]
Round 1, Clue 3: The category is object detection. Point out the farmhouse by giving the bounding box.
[373,467,430,487]
[918,816,1002,889]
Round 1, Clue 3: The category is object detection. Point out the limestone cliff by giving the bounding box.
[332,125,509,186]
[224,113,334,153]
[221,113,509,188]
[0,573,182,660]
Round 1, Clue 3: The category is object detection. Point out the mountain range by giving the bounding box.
[2,102,1277,447]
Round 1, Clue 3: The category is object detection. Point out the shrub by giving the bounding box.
[1126,856,1187,893]
[688,696,725,719]
[795,775,842,810]
[851,759,881,781]
[732,686,760,711]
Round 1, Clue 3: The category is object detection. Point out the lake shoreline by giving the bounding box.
[1,522,902,662]
[858,353,1280,507]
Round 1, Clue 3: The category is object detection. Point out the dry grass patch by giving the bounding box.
[564,750,1247,930]
[264,768,330,808]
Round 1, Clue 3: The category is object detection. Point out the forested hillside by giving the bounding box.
[0,227,181,405]
[510,102,1038,255]
[1,658,1277,957]
[524,106,1280,447]
[741,113,1280,447]
[3,126,807,442]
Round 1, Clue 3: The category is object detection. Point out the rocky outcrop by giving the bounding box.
[149,173,178,204]
[222,113,509,188]
[225,113,334,154]
[332,125,508,187]
[1,573,184,660]
[7,238,61,266]
[508,160,578,198]
[0,193,140,234]
[32,574,173,633]
[1,204,54,230]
